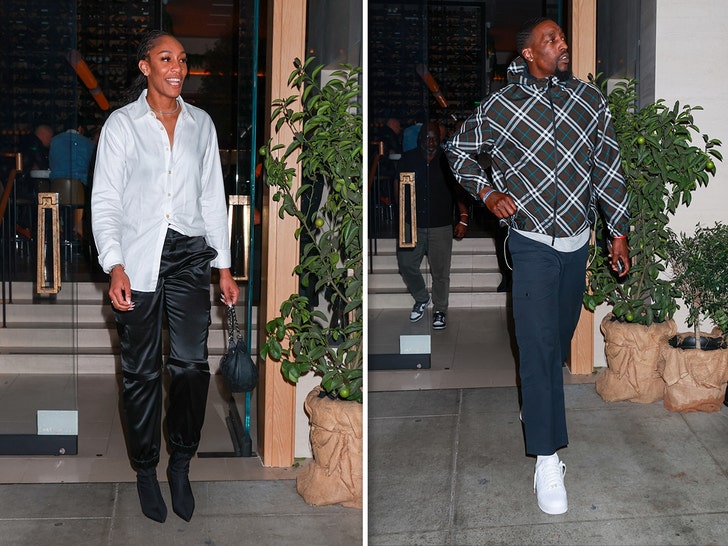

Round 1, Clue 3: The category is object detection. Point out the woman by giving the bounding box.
[92,30,239,523]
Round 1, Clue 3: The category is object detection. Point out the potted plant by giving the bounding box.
[259,57,363,507]
[584,77,722,403]
[659,222,728,412]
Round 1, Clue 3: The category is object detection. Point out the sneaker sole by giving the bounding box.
[410,314,425,323]
[432,324,446,330]
[537,501,568,515]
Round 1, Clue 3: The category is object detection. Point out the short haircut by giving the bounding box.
[417,121,440,147]
[515,17,551,56]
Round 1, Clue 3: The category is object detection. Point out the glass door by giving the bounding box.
[367,1,565,384]
[368,1,491,372]
[161,0,260,457]
[0,0,81,455]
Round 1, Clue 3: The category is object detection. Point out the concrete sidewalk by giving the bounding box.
[0,479,362,545]
[368,383,728,545]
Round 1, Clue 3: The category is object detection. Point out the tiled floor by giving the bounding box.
[0,373,291,484]
[368,306,597,391]
[0,374,362,545]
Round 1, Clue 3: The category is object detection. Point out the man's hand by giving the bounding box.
[610,236,630,277]
[481,189,517,219]
[454,221,467,239]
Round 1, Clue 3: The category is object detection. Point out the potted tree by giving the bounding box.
[584,78,722,403]
[259,58,363,508]
[659,222,728,412]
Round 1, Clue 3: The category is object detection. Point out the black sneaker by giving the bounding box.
[432,311,446,330]
[409,296,431,322]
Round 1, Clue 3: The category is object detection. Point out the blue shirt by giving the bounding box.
[402,123,422,152]
[49,130,96,185]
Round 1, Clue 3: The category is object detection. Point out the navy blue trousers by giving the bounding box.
[508,230,588,456]
[114,229,217,469]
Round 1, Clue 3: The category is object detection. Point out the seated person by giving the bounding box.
[21,124,53,172]
[49,124,97,239]
[49,124,96,187]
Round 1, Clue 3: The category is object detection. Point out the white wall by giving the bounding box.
[655,0,728,233]
[295,373,319,458]
[592,0,728,367]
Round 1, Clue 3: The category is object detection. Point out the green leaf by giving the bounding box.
[268,339,283,361]
[264,58,363,402]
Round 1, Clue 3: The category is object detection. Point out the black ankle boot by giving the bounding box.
[136,467,167,523]
[167,451,195,522]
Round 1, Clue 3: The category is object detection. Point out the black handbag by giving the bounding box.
[219,306,258,392]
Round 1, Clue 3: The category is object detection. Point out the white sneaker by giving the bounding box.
[409,296,431,322]
[534,454,567,515]
[432,311,446,330]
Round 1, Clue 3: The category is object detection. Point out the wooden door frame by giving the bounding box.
[568,0,597,374]
[257,0,307,467]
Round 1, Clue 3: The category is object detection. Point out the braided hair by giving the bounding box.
[122,30,172,105]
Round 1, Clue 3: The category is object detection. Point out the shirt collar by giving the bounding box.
[131,89,194,122]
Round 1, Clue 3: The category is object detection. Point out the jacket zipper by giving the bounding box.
[546,79,559,245]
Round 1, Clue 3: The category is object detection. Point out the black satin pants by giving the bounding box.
[114,229,217,470]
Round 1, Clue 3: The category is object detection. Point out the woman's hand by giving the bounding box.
[218,268,240,307]
[108,265,134,311]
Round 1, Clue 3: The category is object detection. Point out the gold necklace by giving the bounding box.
[149,100,180,116]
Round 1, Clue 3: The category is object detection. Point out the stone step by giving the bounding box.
[370,236,497,254]
[2,281,109,301]
[368,290,508,310]
[1,300,259,327]
[367,235,509,309]
[0,352,249,375]
[0,280,260,375]
[2,281,244,303]
[1,302,111,323]
[368,271,503,290]
[0,323,256,351]
[369,252,500,271]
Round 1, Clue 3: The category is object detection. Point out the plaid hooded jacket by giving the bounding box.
[446,57,630,241]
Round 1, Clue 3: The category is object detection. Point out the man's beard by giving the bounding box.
[555,66,572,82]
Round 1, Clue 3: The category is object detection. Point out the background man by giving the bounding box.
[398,121,470,330]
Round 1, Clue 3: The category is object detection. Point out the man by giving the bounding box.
[16,124,54,237]
[379,116,403,159]
[398,121,469,330]
[375,116,403,207]
[446,18,630,515]
[21,124,53,171]
[49,124,97,240]
[49,124,96,187]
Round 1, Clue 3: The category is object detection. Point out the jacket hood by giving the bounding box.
[507,56,566,87]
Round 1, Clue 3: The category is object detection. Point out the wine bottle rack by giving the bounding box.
[368,1,486,133]
[0,0,153,154]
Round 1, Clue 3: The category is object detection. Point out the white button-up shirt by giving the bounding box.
[92,90,231,292]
